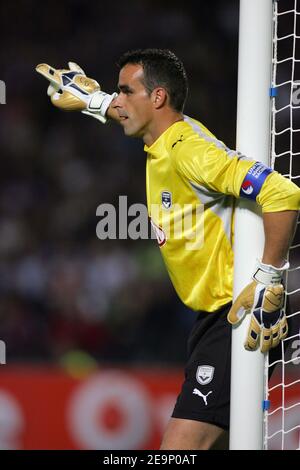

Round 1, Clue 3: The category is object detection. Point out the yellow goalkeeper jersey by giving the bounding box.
[145,116,300,312]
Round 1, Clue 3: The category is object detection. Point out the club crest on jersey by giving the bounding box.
[161,191,172,209]
[196,365,215,385]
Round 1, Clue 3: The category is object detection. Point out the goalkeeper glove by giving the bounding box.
[35,62,117,123]
[227,260,289,353]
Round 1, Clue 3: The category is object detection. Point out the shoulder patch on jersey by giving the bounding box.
[240,162,273,201]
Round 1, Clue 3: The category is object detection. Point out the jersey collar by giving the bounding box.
[144,120,184,157]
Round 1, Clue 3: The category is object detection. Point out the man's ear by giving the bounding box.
[151,87,168,109]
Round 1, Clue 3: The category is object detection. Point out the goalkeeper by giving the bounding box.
[36,50,300,450]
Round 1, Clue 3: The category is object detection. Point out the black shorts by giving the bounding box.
[171,301,294,431]
[172,302,232,430]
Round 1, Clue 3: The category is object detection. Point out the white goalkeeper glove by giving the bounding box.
[35,62,117,123]
[227,260,289,353]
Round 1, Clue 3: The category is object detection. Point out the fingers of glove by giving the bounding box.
[72,75,101,95]
[267,314,288,351]
[47,84,60,97]
[244,315,261,351]
[260,326,273,353]
[227,281,257,325]
[50,91,63,105]
[36,63,62,88]
[227,303,247,325]
[68,62,85,75]
[257,309,286,352]
[50,90,87,111]
[270,322,281,350]
[262,285,284,313]
[279,314,288,341]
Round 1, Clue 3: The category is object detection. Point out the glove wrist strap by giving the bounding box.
[252,259,289,285]
[87,91,118,122]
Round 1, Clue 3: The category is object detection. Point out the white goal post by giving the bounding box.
[230,0,300,450]
[230,0,274,450]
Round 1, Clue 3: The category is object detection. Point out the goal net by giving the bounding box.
[264,0,300,450]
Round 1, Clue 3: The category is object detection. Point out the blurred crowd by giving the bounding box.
[0,0,240,365]
[0,0,298,365]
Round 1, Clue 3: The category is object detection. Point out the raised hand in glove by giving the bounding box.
[227,260,289,353]
[36,62,117,123]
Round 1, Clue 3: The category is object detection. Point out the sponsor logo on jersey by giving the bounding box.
[161,191,172,209]
[196,365,215,385]
[150,219,167,247]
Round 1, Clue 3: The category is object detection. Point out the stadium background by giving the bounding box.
[0,0,298,449]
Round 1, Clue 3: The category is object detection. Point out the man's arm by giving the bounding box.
[262,210,298,267]
[225,163,300,352]
[227,208,298,352]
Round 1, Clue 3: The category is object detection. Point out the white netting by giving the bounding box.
[264,0,300,450]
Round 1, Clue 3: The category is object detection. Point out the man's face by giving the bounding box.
[113,63,155,138]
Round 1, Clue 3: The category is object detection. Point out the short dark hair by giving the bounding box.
[117,48,188,112]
